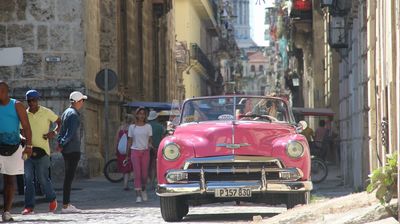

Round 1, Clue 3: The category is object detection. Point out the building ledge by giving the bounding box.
[192,0,218,34]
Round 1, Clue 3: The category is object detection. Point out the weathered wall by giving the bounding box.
[0,0,90,180]
[0,0,85,89]
[0,0,124,179]
[0,0,182,180]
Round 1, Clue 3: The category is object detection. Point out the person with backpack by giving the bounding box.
[115,114,134,190]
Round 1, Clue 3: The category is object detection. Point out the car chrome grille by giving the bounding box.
[183,156,286,182]
[188,172,280,181]
[187,162,281,170]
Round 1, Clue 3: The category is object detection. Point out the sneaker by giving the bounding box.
[61,204,81,214]
[136,196,142,203]
[21,208,34,215]
[49,200,58,213]
[2,212,14,222]
[141,191,148,201]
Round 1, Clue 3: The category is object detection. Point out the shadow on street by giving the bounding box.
[183,212,280,222]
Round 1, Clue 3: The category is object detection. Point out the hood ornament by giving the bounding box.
[216,143,251,149]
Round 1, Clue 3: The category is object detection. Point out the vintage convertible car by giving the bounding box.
[157,96,312,222]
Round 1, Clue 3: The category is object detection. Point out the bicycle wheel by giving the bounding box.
[311,158,328,183]
[104,159,124,183]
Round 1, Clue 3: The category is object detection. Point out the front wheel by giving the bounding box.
[160,196,188,222]
[103,159,124,183]
[287,192,310,209]
[311,157,328,183]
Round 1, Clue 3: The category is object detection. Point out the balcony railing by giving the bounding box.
[190,43,215,79]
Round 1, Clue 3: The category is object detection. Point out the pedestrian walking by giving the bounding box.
[115,114,134,190]
[147,110,164,188]
[126,107,153,203]
[21,90,60,215]
[314,120,329,160]
[57,91,87,213]
[0,81,33,222]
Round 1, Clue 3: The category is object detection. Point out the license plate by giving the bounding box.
[215,188,252,198]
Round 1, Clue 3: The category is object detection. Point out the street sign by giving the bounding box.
[0,47,23,66]
[45,56,61,62]
[95,68,118,164]
[95,69,118,91]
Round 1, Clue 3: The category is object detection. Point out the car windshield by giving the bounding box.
[181,96,294,124]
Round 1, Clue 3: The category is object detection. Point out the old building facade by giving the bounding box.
[0,0,239,178]
[309,0,400,190]
[0,0,180,178]
[174,0,239,98]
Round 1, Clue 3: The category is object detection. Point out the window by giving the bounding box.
[259,65,264,71]
[251,65,255,72]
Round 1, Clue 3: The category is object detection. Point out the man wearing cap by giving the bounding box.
[57,91,87,213]
[21,90,60,215]
[0,81,32,222]
[147,110,164,187]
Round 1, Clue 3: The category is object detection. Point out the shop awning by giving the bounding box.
[292,107,335,117]
[124,101,172,111]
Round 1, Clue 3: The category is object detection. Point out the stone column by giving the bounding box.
[367,0,378,172]
[395,0,400,219]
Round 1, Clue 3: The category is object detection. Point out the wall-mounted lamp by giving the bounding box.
[320,0,334,8]
[291,73,300,87]
[328,12,348,48]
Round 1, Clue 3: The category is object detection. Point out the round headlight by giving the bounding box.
[162,143,181,161]
[286,141,304,158]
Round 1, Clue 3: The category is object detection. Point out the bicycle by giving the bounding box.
[103,158,124,183]
[309,141,329,183]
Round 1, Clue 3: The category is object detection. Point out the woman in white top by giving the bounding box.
[126,107,153,203]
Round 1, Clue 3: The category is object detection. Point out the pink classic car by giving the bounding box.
[157,96,312,222]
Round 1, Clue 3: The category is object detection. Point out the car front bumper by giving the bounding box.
[157,180,313,197]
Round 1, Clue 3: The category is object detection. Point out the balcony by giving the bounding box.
[192,0,218,34]
[190,43,215,79]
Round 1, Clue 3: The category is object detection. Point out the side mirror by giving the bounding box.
[167,129,175,136]
[296,120,308,133]
[166,121,176,135]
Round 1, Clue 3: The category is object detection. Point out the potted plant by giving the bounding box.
[367,153,398,217]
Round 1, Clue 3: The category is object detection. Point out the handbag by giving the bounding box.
[117,133,128,155]
[31,147,47,159]
[0,144,20,156]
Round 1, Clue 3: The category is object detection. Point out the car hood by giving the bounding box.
[174,121,295,158]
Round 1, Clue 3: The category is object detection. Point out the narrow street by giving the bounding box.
[7,165,351,224]
[0,0,399,223]
[11,178,284,224]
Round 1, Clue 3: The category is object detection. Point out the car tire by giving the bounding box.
[160,196,188,222]
[179,203,189,217]
[286,192,310,209]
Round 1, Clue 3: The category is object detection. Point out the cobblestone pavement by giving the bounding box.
[9,178,286,224]
[7,165,350,224]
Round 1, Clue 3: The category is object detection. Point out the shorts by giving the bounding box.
[0,146,24,175]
